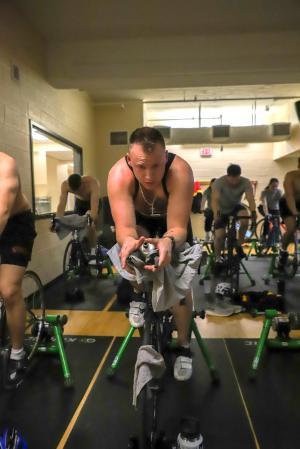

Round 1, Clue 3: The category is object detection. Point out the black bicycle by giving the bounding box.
[225,214,256,294]
[0,270,45,366]
[255,213,283,253]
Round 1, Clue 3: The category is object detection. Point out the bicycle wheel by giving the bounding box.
[63,240,77,274]
[22,270,45,360]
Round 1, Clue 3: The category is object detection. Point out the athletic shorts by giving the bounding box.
[0,210,37,267]
[214,204,247,230]
[74,198,102,216]
[135,211,194,245]
[279,197,300,219]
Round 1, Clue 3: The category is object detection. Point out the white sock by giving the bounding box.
[180,343,190,349]
[10,347,25,360]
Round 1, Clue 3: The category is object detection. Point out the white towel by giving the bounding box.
[132,345,166,407]
[108,243,202,312]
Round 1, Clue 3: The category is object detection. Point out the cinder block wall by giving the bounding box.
[0,4,97,284]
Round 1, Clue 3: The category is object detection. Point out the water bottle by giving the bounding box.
[177,417,204,449]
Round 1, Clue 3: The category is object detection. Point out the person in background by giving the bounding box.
[55,174,101,248]
[259,178,282,239]
[278,167,300,269]
[211,164,256,269]
[200,178,216,241]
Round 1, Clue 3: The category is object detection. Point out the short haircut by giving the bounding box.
[227,164,241,177]
[129,127,165,152]
[68,173,82,191]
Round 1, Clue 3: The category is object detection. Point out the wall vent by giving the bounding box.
[272,122,291,137]
[212,125,230,138]
[110,131,128,145]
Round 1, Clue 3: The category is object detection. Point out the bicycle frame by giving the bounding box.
[142,291,170,449]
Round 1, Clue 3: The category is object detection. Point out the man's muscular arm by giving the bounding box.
[148,158,194,269]
[89,178,101,223]
[0,157,19,234]
[163,158,194,247]
[284,172,298,216]
[107,165,144,268]
[56,181,68,217]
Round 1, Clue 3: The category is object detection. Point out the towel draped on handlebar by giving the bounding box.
[108,243,202,312]
[54,214,89,241]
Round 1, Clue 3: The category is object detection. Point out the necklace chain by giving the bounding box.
[139,183,156,215]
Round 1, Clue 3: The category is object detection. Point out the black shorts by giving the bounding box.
[279,197,300,219]
[74,198,102,216]
[135,211,193,245]
[214,204,246,230]
[0,210,37,267]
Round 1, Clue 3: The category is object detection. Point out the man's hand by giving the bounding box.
[143,237,173,271]
[120,236,145,269]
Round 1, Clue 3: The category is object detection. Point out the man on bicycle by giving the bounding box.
[56,174,101,248]
[108,127,195,381]
[259,178,282,241]
[0,152,36,388]
[211,164,256,268]
[278,167,300,269]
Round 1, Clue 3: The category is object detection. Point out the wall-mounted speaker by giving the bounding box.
[212,125,230,138]
[110,131,128,145]
[295,101,300,121]
[272,122,291,137]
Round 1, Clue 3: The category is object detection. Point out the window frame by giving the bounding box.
[29,120,83,220]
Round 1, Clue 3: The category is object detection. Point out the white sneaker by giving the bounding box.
[129,301,146,328]
[174,347,193,381]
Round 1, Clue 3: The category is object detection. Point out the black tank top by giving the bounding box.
[125,151,176,200]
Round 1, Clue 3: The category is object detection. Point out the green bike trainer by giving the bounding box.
[35,314,73,388]
[106,310,219,384]
[250,309,300,379]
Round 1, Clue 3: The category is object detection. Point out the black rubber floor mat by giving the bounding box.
[64,339,256,449]
[44,275,118,311]
[0,336,112,449]
[226,338,300,449]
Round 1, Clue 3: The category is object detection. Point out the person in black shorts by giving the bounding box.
[0,152,37,389]
[278,167,300,268]
[56,173,101,247]
[108,127,195,381]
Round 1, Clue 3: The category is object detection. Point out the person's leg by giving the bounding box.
[0,264,26,351]
[204,209,213,240]
[214,227,226,259]
[87,226,98,248]
[236,207,249,246]
[127,225,150,327]
[171,291,193,346]
[281,216,296,250]
[171,291,193,381]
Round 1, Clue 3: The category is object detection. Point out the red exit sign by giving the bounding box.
[200,147,213,157]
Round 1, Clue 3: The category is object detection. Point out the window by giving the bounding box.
[30,122,83,218]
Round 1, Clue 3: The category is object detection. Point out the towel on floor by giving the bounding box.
[132,345,166,407]
[108,243,202,312]
[54,214,89,241]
